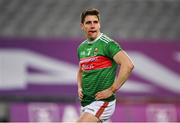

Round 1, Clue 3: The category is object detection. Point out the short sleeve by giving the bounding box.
[106,41,122,59]
[77,47,80,60]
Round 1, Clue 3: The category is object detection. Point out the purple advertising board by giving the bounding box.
[0,37,180,99]
[10,102,180,122]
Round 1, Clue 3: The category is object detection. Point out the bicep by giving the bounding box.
[113,50,133,65]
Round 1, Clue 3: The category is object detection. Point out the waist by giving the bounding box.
[81,94,115,107]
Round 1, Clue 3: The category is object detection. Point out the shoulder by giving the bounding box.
[99,34,119,46]
[99,34,113,44]
[78,40,87,49]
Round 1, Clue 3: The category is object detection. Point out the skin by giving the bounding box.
[77,15,101,122]
[77,15,134,122]
[80,15,101,41]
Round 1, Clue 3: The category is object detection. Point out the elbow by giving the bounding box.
[128,62,134,72]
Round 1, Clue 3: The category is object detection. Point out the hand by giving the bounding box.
[95,88,113,100]
[78,88,83,100]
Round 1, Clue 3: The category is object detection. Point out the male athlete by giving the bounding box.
[77,8,134,122]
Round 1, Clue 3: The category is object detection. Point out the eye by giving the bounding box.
[93,21,98,24]
[85,21,91,24]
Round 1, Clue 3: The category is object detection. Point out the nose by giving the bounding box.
[90,22,95,28]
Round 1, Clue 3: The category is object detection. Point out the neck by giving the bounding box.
[87,32,101,41]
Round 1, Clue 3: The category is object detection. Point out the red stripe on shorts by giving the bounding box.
[95,102,109,119]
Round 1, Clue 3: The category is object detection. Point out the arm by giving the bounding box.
[95,50,134,100]
[110,50,134,93]
[77,67,83,100]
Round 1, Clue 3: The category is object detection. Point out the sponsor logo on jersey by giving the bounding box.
[80,56,112,71]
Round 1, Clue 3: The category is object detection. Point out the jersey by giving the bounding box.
[77,33,122,107]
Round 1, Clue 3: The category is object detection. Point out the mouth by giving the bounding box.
[88,30,97,34]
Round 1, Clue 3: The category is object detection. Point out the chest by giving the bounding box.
[79,44,105,59]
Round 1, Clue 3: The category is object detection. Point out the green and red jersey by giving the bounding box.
[77,33,122,106]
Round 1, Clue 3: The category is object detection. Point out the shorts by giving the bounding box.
[81,100,116,122]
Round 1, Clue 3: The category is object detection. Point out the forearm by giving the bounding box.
[95,64,133,100]
[77,68,82,89]
[110,63,134,93]
[109,50,134,93]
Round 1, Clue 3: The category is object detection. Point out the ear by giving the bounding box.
[80,23,84,30]
[99,21,101,29]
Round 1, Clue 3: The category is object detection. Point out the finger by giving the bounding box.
[78,93,83,99]
[95,96,100,100]
[79,94,83,99]
[95,94,103,100]
[95,91,102,96]
[96,96,103,100]
[95,92,99,96]
[79,94,83,100]
[79,97,82,100]
[95,93,100,98]
[79,92,83,96]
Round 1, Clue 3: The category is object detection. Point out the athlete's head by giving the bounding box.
[80,8,101,41]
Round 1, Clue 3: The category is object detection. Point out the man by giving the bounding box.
[77,8,134,122]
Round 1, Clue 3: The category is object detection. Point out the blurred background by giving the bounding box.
[0,0,180,122]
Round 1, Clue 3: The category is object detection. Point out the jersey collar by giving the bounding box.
[86,33,103,44]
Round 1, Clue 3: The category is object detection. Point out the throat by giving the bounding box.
[88,37,95,41]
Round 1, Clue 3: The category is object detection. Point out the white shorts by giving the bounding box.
[81,100,116,122]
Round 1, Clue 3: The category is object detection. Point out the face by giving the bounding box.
[81,15,101,41]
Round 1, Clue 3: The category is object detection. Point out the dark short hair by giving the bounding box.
[80,8,100,23]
